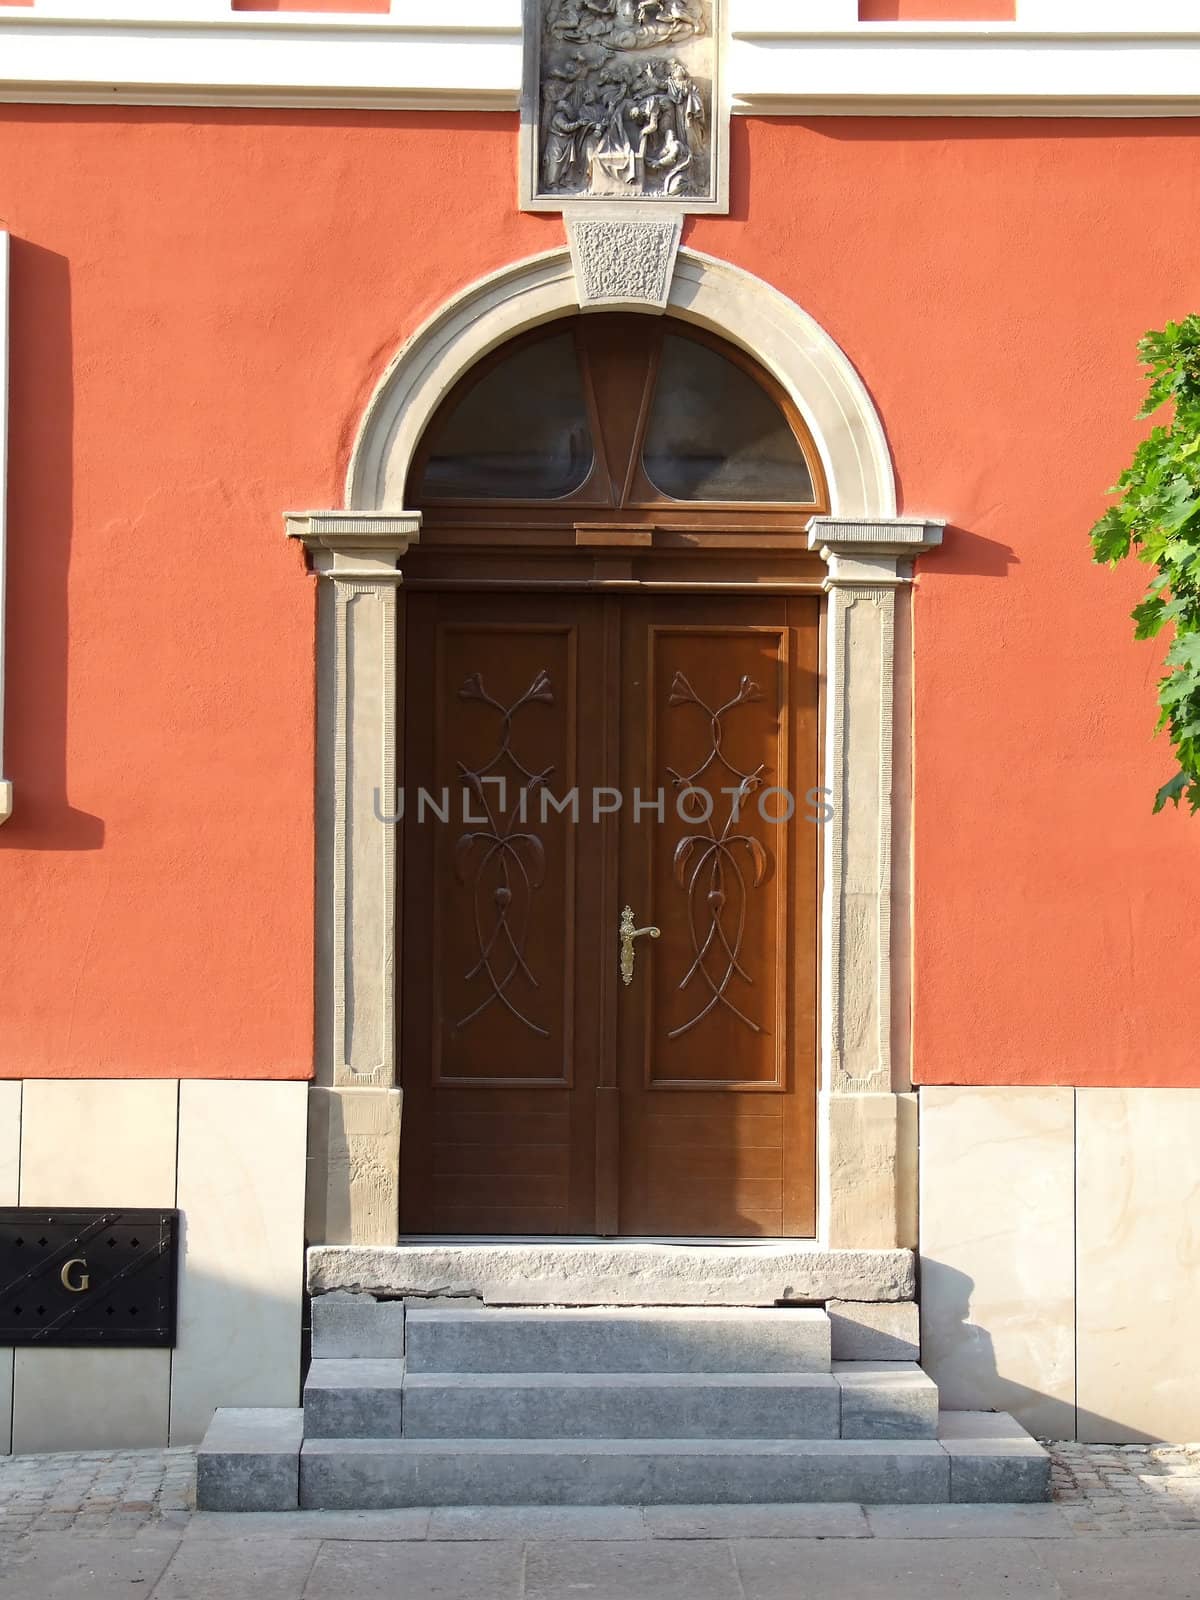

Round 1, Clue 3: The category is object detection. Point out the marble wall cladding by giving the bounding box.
[0,1080,20,1455]
[18,1079,179,1207]
[919,1086,1077,1440]
[13,1080,178,1453]
[170,1081,308,1444]
[1076,1088,1200,1444]
[0,1079,308,1453]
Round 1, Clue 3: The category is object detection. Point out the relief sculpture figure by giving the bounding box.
[536,0,714,201]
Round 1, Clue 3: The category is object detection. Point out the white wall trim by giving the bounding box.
[0,233,11,827]
[4,7,1200,114]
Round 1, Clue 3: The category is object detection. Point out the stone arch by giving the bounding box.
[346,245,897,520]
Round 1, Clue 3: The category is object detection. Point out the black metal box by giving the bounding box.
[0,1209,178,1347]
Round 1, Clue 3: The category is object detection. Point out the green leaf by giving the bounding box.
[1132,596,1167,639]
[1153,770,1189,812]
[1092,317,1200,816]
[1165,633,1200,671]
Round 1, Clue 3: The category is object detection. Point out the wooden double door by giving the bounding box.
[399,590,819,1238]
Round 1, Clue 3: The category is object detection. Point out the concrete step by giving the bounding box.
[834,1362,939,1440]
[303,1359,405,1440]
[299,1436,952,1509]
[402,1372,841,1441]
[404,1306,832,1375]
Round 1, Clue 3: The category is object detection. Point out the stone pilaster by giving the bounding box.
[288,511,420,1246]
[809,517,942,1247]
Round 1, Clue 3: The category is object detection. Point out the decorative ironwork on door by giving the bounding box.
[453,670,556,1038]
[666,670,770,1039]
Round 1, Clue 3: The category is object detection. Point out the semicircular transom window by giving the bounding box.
[416,331,595,501]
[641,334,815,503]
[412,315,824,511]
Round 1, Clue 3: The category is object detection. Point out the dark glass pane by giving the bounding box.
[642,335,816,502]
[417,332,594,500]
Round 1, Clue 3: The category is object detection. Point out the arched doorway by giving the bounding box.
[397,314,826,1238]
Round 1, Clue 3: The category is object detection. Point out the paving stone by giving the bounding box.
[153,1535,319,1599]
[732,1535,1061,1598]
[186,1508,431,1541]
[0,1533,180,1599]
[525,1539,742,1600]
[1038,1533,1200,1595]
[305,1537,524,1599]
[866,1504,1073,1538]
[428,1505,645,1541]
[644,1503,870,1539]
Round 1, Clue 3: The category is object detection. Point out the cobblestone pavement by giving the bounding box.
[0,1445,193,1541]
[0,1441,1199,1541]
[1049,1440,1200,1535]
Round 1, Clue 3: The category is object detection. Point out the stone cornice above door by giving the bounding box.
[286,511,422,582]
[809,517,945,590]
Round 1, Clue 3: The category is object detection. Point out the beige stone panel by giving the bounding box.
[170,1081,307,1444]
[307,1085,402,1246]
[18,1078,178,1206]
[12,1349,172,1454]
[0,1080,19,1454]
[825,1092,907,1249]
[13,1079,177,1451]
[1077,1088,1200,1443]
[920,1086,1075,1440]
[895,1090,918,1251]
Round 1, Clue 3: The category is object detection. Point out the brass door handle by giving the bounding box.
[619,906,660,986]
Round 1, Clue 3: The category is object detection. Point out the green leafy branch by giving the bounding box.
[1090,317,1200,813]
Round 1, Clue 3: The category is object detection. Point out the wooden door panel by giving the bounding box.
[401,590,819,1239]
[641,624,791,1088]
[618,596,819,1237]
[400,594,606,1235]
[431,620,578,1087]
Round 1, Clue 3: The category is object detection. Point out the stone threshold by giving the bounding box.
[306,1243,916,1307]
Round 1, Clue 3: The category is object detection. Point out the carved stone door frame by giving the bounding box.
[288,245,943,1252]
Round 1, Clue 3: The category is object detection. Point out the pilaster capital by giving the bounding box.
[286,510,422,582]
[808,517,944,591]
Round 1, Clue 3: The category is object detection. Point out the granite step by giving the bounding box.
[304,1359,405,1440]
[197,1407,1050,1510]
[404,1306,832,1374]
[299,1435,953,1509]
[834,1362,939,1440]
[401,1371,841,1441]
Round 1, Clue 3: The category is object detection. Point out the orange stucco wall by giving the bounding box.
[859,1,1015,18]
[0,109,1196,1086]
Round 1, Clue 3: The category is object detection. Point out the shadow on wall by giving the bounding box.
[1,238,103,852]
[937,524,1018,579]
[922,1260,1149,1446]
